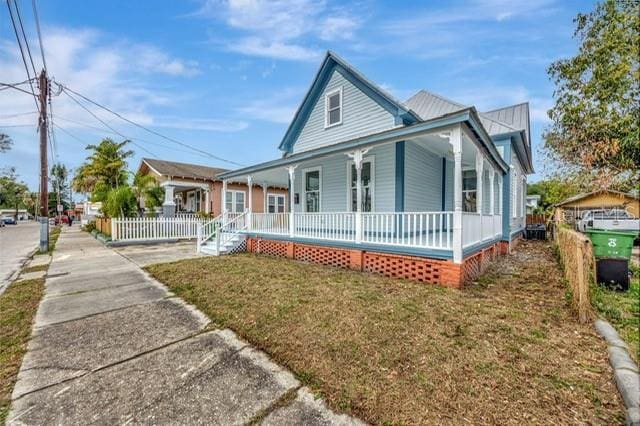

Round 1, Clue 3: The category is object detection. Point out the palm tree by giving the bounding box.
[131,172,156,216]
[0,133,12,153]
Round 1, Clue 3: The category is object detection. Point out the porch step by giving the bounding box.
[199,233,246,256]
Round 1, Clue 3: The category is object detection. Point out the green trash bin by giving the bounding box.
[586,229,637,259]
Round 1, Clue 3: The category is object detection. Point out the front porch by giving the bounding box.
[215,121,505,265]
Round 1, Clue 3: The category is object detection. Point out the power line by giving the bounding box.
[0,81,38,97]
[31,0,47,72]
[12,0,38,77]
[5,1,40,112]
[54,115,221,158]
[0,111,37,118]
[61,88,158,158]
[58,84,244,167]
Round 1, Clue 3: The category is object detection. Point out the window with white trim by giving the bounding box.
[325,87,342,127]
[268,194,286,213]
[348,159,374,212]
[225,190,245,213]
[304,168,321,212]
[462,170,477,212]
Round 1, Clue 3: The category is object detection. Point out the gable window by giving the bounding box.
[349,159,374,212]
[268,194,286,213]
[462,170,477,212]
[325,87,342,128]
[304,168,321,212]
[225,190,245,213]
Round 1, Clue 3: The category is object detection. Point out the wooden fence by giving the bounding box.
[555,227,595,323]
[110,217,208,242]
[95,217,111,236]
[526,214,547,225]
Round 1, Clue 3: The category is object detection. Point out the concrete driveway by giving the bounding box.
[8,227,361,425]
[0,221,39,294]
[113,241,203,267]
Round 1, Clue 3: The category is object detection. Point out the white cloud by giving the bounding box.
[196,0,363,61]
[237,87,303,123]
[0,26,237,136]
[228,37,320,62]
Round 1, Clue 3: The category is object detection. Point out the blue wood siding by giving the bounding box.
[403,141,443,211]
[292,144,396,212]
[292,69,396,154]
[444,159,454,210]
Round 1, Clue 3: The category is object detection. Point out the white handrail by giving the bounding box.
[196,215,222,252]
[216,210,248,252]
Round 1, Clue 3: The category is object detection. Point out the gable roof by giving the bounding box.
[404,90,520,136]
[404,90,532,173]
[554,190,639,207]
[278,51,420,153]
[140,158,228,181]
[483,103,531,143]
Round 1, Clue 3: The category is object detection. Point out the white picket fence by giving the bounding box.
[111,217,209,242]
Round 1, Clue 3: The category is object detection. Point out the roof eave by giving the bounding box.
[220,108,507,180]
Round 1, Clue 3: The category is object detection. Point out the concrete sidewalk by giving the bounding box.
[8,227,362,425]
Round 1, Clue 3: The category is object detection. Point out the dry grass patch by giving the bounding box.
[147,241,624,425]
[0,278,45,423]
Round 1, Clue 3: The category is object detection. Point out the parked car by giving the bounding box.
[1,216,17,225]
[54,215,70,225]
[576,209,640,233]
[0,219,4,227]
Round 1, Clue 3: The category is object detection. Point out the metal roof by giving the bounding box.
[404,90,519,136]
[483,102,531,142]
[140,158,228,181]
[219,108,509,180]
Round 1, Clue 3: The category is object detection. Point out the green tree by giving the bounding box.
[72,138,133,202]
[0,168,29,219]
[131,172,155,215]
[102,186,137,218]
[0,133,12,153]
[544,0,640,188]
[527,178,580,212]
[51,163,70,205]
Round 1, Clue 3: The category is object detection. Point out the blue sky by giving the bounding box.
[0,0,594,191]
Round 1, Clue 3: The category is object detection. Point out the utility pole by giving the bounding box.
[38,69,49,252]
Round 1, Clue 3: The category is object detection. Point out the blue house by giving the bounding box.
[205,52,533,287]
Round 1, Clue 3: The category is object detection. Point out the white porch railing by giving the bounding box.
[362,212,453,249]
[251,213,289,234]
[111,217,208,242]
[293,212,356,241]
[462,213,502,248]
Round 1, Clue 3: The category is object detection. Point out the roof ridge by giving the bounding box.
[405,89,467,109]
[144,157,227,171]
[483,101,529,114]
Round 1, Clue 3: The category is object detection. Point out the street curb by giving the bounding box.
[0,247,38,296]
[595,319,640,425]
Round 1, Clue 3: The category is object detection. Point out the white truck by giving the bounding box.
[576,209,640,233]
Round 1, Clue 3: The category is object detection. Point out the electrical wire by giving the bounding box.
[61,88,158,158]
[31,0,47,72]
[12,0,38,77]
[5,1,40,112]
[58,84,244,167]
[0,82,38,97]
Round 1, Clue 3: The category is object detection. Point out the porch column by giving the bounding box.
[450,127,463,264]
[162,183,176,217]
[286,166,297,237]
[221,180,228,222]
[475,150,484,215]
[247,175,253,230]
[204,188,210,214]
[348,148,369,244]
[489,166,495,215]
[262,182,268,213]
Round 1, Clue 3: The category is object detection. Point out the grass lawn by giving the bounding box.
[591,273,639,363]
[147,241,624,424]
[0,278,45,424]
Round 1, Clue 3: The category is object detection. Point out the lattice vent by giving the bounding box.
[363,253,442,284]
[255,240,288,258]
[294,244,350,268]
